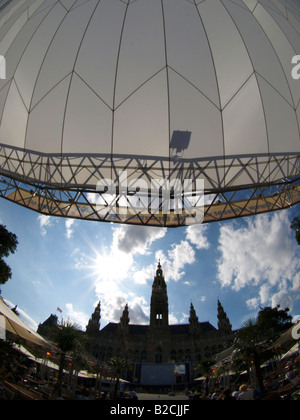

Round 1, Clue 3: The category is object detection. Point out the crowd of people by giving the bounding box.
[0,338,299,400]
[196,355,300,400]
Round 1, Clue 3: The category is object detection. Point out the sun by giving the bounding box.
[87,246,134,285]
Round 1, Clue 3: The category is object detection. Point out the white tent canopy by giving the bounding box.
[0,297,50,348]
[0,0,299,226]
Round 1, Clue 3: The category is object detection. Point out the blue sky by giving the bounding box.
[0,197,300,333]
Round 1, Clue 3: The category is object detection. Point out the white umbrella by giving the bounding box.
[281,343,300,361]
[0,297,50,348]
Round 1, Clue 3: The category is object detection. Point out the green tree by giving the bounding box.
[257,305,292,339]
[194,358,215,396]
[234,318,266,393]
[107,356,131,400]
[52,320,82,396]
[290,216,300,245]
[233,307,292,394]
[0,224,18,285]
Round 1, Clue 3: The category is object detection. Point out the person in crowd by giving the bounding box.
[237,384,254,400]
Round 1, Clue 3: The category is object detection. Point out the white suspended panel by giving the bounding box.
[14,2,67,111]
[168,69,223,160]
[223,74,268,156]
[0,0,298,226]
[26,75,71,153]
[114,0,166,108]
[163,0,220,108]
[114,69,169,158]
[75,0,126,109]
[63,74,112,155]
[31,0,98,109]
[199,0,253,110]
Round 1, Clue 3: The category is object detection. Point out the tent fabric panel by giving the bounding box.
[223,74,268,156]
[168,69,223,160]
[113,69,169,158]
[75,0,126,110]
[114,0,166,109]
[0,298,49,348]
[26,75,71,154]
[63,73,112,155]
[0,80,28,149]
[254,3,300,107]
[258,75,300,154]
[163,0,220,108]
[223,0,294,107]
[31,0,97,109]
[14,2,67,111]
[198,0,253,110]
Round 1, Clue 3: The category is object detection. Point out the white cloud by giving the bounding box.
[169,313,180,324]
[87,223,202,326]
[84,224,167,326]
[217,211,300,311]
[167,240,195,281]
[65,303,89,331]
[133,240,196,286]
[186,224,210,250]
[128,296,149,324]
[37,215,53,236]
[65,219,75,239]
[133,264,155,285]
[113,225,167,255]
[96,291,149,326]
[246,297,259,310]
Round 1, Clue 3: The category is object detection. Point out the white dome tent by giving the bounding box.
[0,0,299,226]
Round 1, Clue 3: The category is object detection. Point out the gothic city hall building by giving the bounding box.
[39,262,233,385]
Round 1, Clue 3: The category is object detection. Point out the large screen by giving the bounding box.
[140,364,175,386]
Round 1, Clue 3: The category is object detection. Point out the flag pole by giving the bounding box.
[56,307,62,320]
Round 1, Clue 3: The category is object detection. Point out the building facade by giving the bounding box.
[38,262,233,385]
[85,263,233,375]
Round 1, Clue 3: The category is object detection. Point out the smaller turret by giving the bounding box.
[119,303,130,332]
[86,301,101,335]
[189,303,201,334]
[217,300,232,336]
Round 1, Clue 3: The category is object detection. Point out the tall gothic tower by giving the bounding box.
[118,304,130,356]
[148,261,170,363]
[150,261,169,330]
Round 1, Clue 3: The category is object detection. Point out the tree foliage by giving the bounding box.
[290,216,300,245]
[0,224,18,285]
[52,320,83,395]
[107,356,131,400]
[233,306,292,393]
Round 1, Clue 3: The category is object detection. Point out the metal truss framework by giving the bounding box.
[0,144,300,227]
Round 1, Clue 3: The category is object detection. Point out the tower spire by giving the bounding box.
[119,304,130,354]
[150,261,169,329]
[217,300,232,336]
[120,303,130,329]
[189,302,201,332]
